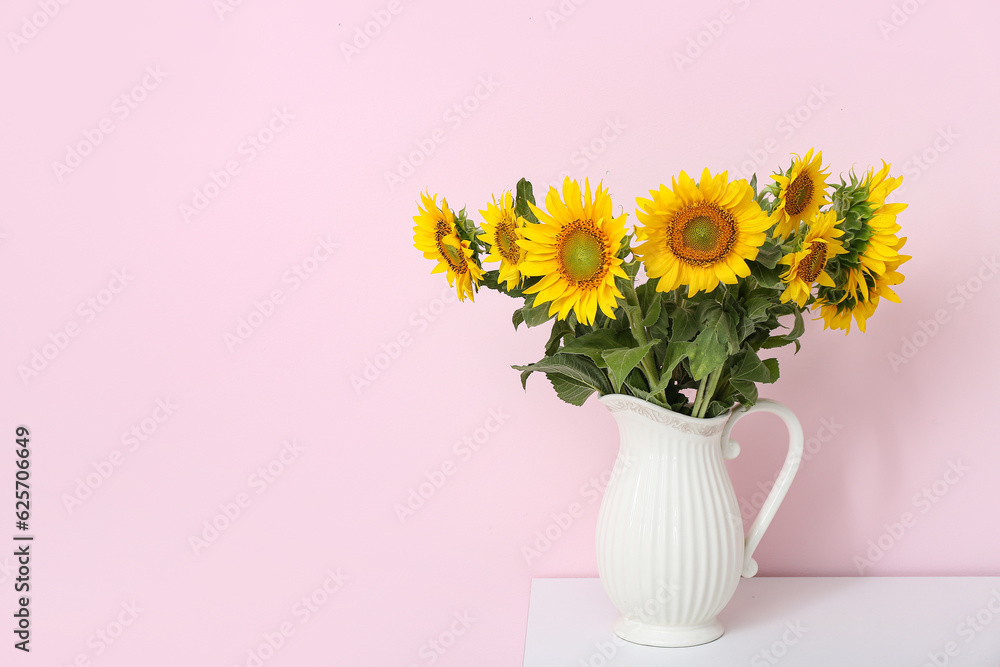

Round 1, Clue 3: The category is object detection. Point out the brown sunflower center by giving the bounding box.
[495,220,521,265]
[785,174,814,216]
[557,220,609,286]
[434,221,468,274]
[667,203,737,266]
[798,240,827,283]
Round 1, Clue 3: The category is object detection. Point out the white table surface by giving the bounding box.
[523,577,1000,666]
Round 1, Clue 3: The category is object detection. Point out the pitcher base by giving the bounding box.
[612,616,724,647]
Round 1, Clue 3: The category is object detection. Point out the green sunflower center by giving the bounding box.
[438,242,467,274]
[683,216,722,251]
[495,220,521,265]
[798,240,827,283]
[668,203,737,266]
[785,174,814,216]
[557,221,609,285]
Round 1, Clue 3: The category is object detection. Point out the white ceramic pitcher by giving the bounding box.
[595,394,803,647]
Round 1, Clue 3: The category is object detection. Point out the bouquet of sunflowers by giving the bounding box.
[412,150,909,418]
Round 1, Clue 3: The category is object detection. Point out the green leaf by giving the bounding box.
[559,329,630,368]
[669,302,699,342]
[729,377,758,405]
[760,336,798,351]
[688,332,728,381]
[732,347,774,384]
[662,341,693,377]
[687,303,735,381]
[480,270,501,291]
[518,366,533,389]
[519,299,555,328]
[512,353,613,395]
[515,178,539,224]
[744,295,771,324]
[703,399,733,418]
[762,357,780,383]
[642,293,662,327]
[482,271,533,299]
[786,308,805,338]
[760,309,804,352]
[602,340,659,392]
[512,308,525,330]
[544,319,575,357]
[648,341,692,395]
[736,316,755,345]
[728,348,778,406]
[769,301,798,317]
[755,242,783,270]
[547,373,595,406]
[623,367,651,401]
[751,262,783,289]
[699,301,739,353]
[723,297,753,344]
[636,277,661,308]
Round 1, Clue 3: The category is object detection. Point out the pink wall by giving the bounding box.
[3,0,997,664]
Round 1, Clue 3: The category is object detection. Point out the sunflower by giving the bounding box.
[814,162,909,333]
[816,237,910,334]
[772,149,830,239]
[518,178,628,325]
[412,192,482,301]
[478,192,528,290]
[778,210,847,307]
[633,168,772,295]
[813,267,868,333]
[858,162,906,276]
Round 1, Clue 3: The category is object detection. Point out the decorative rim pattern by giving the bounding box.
[601,395,729,436]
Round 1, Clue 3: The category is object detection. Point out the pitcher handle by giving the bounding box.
[720,398,803,578]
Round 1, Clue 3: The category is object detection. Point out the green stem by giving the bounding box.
[695,367,723,419]
[691,375,708,417]
[622,281,667,405]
